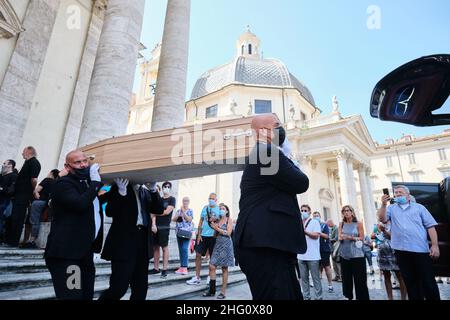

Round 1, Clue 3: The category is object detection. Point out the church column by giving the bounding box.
[365,166,377,225]
[298,156,317,209]
[78,0,145,147]
[358,164,374,232]
[346,153,359,212]
[335,150,350,207]
[151,0,191,131]
[0,0,61,159]
[58,0,106,166]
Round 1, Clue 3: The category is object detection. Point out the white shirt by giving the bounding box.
[93,197,101,239]
[298,218,321,261]
[133,184,144,226]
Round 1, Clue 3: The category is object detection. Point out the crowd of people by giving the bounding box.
[0,147,236,300]
[0,114,446,301]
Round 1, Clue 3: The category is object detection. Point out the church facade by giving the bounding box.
[129,28,450,233]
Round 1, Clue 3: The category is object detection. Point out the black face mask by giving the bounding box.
[69,166,90,180]
[273,126,286,146]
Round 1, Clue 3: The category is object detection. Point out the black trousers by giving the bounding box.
[236,247,303,300]
[99,228,149,301]
[45,251,95,300]
[341,257,370,300]
[396,250,440,300]
[4,196,30,246]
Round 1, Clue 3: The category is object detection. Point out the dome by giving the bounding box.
[190,56,316,106]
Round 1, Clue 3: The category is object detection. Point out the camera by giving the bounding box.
[177,216,183,223]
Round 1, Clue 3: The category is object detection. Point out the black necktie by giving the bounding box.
[138,186,149,227]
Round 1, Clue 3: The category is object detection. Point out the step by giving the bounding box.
[0,266,243,300]
[0,261,211,292]
[0,256,200,274]
[137,273,247,300]
[0,249,45,259]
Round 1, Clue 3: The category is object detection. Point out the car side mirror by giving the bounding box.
[370,54,450,127]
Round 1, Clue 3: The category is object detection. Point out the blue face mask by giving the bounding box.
[395,196,408,205]
[314,217,321,222]
[220,209,226,216]
[301,212,310,220]
[209,199,216,207]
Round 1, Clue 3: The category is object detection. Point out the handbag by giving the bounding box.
[176,228,192,239]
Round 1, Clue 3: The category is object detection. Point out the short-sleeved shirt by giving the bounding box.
[200,205,222,237]
[155,196,176,228]
[319,223,332,253]
[298,218,321,261]
[175,208,194,232]
[15,157,41,196]
[386,202,437,253]
[38,178,55,202]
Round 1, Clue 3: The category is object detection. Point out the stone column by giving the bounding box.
[335,150,350,207]
[365,166,377,224]
[77,0,145,147]
[0,0,61,160]
[346,153,359,211]
[298,156,317,209]
[57,0,106,166]
[358,164,374,232]
[151,0,191,131]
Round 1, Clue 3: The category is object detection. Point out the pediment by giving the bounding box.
[0,0,24,39]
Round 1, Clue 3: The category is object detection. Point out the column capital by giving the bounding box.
[298,155,312,165]
[357,163,368,173]
[333,149,348,160]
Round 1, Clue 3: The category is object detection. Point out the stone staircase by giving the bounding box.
[0,247,246,300]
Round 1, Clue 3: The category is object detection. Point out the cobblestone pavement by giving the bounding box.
[186,272,450,300]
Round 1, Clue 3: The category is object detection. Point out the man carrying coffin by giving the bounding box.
[99,178,164,300]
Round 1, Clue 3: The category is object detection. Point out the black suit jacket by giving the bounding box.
[234,143,309,255]
[101,184,164,261]
[45,175,104,260]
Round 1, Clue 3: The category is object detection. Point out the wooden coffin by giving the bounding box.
[81,115,260,183]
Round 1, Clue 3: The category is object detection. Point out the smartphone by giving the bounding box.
[383,188,395,204]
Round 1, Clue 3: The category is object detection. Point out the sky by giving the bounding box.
[135,0,450,144]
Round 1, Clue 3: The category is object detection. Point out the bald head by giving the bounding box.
[64,150,89,174]
[251,114,281,144]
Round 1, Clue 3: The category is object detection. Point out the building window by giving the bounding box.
[438,148,447,161]
[408,153,416,165]
[386,156,393,167]
[300,112,306,121]
[205,105,218,119]
[410,172,420,182]
[254,100,272,114]
[323,207,330,221]
[248,44,252,55]
[241,45,245,55]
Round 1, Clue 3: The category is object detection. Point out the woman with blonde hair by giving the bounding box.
[338,205,370,300]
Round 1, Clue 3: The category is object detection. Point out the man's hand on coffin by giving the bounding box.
[89,163,101,182]
[114,178,129,196]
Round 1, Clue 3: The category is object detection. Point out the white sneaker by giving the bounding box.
[186,276,201,285]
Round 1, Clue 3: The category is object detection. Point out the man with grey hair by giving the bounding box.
[4,146,41,247]
[378,185,440,300]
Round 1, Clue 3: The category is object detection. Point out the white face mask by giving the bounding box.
[163,187,171,195]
